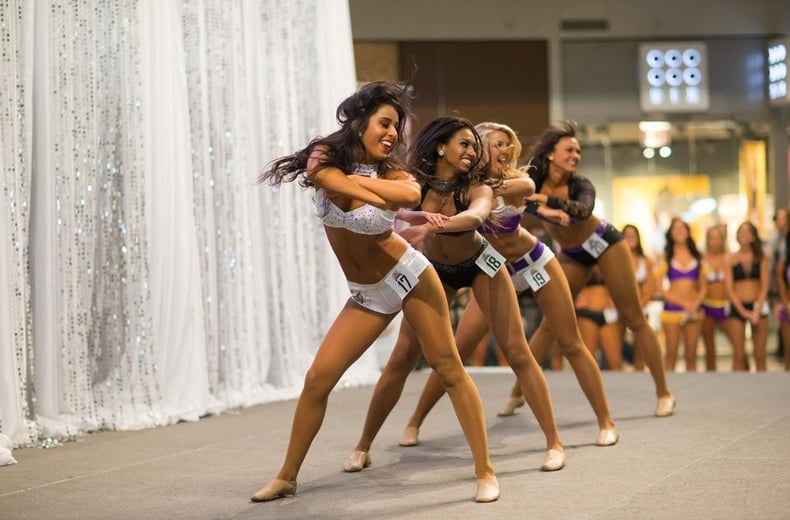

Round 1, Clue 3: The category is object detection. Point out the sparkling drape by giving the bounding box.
[0,0,377,464]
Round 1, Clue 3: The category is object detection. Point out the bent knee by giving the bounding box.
[302,368,335,401]
[622,312,649,330]
[429,360,468,389]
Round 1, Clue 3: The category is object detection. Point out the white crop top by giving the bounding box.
[634,257,647,284]
[313,163,396,235]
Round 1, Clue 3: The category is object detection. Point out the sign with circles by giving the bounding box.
[767,38,790,106]
[639,42,709,113]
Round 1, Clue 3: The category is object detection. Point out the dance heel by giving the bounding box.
[595,428,619,447]
[475,477,500,503]
[398,425,419,447]
[250,479,297,502]
[342,450,372,472]
[541,449,566,471]
[655,395,677,417]
[497,396,526,417]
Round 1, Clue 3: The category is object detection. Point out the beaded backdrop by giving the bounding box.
[0,0,376,464]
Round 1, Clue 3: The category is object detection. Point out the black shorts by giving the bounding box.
[561,221,623,266]
[432,242,488,290]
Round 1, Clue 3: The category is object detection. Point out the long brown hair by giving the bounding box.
[257,81,411,188]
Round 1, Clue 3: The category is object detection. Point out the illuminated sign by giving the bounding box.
[639,42,709,113]
[767,38,790,106]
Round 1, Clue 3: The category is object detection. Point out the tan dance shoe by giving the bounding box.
[342,450,372,472]
[398,425,419,447]
[595,428,619,446]
[540,449,566,471]
[475,477,500,503]
[250,479,297,502]
[497,396,526,417]
[655,395,677,417]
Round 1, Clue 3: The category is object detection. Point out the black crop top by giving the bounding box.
[417,183,471,237]
[732,261,760,281]
[530,174,596,222]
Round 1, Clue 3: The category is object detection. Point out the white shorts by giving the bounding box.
[507,241,556,293]
[347,247,430,314]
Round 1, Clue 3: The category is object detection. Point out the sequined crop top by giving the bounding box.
[313,163,396,235]
[478,196,525,235]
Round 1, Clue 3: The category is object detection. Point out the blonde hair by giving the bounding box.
[474,122,522,171]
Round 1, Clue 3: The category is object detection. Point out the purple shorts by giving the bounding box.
[701,299,729,323]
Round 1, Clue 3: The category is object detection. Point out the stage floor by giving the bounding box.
[2,369,789,519]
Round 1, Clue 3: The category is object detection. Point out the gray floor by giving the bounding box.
[2,369,790,520]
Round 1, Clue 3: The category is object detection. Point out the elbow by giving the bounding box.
[402,186,421,207]
[468,213,485,229]
[524,178,536,196]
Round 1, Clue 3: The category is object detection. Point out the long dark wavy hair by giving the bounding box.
[527,120,578,190]
[737,221,763,260]
[622,224,645,257]
[408,116,486,190]
[664,217,701,262]
[257,81,411,188]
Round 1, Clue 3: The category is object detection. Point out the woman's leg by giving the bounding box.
[701,317,718,371]
[751,317,768,371]
[576,315,599,359]
[469,334,490,366]
[727,317,747,371]
[402,268,496,485]
[534,260,616,431]
[683,320,701,372]
[663,321,680,371]
[401,292,490,442]
[252,301,393,501]
[781,322,790,370]
[596,241,674,413]
[632,325,646,371]
[473,272,564,468]
[499,260,592,412]
[347,317,425,457]
[599,322,623,371]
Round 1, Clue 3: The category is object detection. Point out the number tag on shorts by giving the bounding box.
[581,232,609,258]
[525,264,551,292]
[385,267,419,299]
[603,308,619,324]
[475,243,506,278]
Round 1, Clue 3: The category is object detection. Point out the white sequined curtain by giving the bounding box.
[0,0,379,464]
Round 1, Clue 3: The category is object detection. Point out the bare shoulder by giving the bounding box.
[468,181,494,197]
[306,145,334,180]
[383,169,416,181]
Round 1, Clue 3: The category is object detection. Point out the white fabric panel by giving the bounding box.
[0,0,380,464]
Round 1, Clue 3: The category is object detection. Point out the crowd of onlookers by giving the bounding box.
[461,208,790,372]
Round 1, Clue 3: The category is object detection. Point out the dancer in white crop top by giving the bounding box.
[252,82,498,504]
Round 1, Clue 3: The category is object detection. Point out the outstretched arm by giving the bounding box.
[434,183,493,234]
